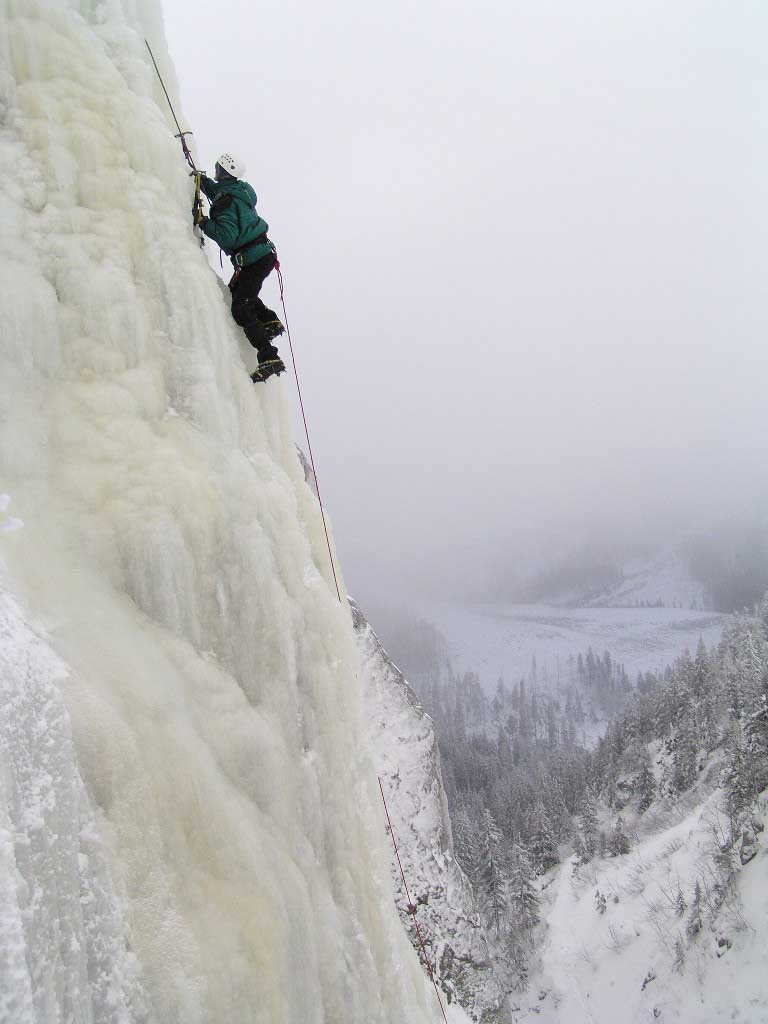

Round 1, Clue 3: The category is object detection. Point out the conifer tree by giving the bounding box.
[723,726,750,833]
[578,792,599,861]
[674,885,687,918]
[745,695,768,794]
[686,880,703,937]
[529,801,559,875]
[636,757,656,812]
[672,713,698,793]
[508,842,539,933]
[738,629,766,706]
[478,809,507,935]
[692,638,711,699]
[608,815,631,856]
[723,649,745,722]
[453,806,481,884]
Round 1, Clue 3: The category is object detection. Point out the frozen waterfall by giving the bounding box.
[0,2,446,1021]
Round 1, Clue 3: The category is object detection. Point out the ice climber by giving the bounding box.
[195,153,286,382]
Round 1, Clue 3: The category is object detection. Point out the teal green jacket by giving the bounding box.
[199,176,275,267]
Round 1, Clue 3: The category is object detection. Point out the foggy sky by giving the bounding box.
[159,0,768,604]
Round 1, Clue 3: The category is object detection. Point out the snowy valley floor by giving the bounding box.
[419,602,727,692]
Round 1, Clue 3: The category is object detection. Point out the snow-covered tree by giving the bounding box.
[674,885,687,918]
[672,712,698,793]
[686,880,703,937]
[528,801,559,875]
[452,805,481,883]
[723,649,745,722]
[636,756,656,812]
[508,842,539,933]
[576,791,599,861]
[722,726,750,832]
[608,815,631,856]
[745,694,768,795]
[478,809,507,935]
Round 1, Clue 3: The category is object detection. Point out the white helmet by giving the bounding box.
[215,152,246,180]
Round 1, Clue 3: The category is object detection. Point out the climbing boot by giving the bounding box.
[253,358,286,382]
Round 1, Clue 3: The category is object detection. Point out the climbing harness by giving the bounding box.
[378,778,450,1024]
[276,262,343,604]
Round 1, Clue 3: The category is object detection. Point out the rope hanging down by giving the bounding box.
[277,283,448,1021]
[378,777,450,1024]
[276,265,343,604]
[274,276,446,1021]
[277,280,447,1022]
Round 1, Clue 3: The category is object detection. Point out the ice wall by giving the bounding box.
[0,588,149,1024]
[0,2,438,1021]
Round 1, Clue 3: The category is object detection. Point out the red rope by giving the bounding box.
[378,777,450,1024]
[276,264,343,604]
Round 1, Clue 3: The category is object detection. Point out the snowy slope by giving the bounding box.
[354,603,503,1019]
[522,789,768,1023]
[583,551,706,610]
[0,4,445,1022]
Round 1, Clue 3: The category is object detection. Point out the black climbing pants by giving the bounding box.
[230,253,280,363]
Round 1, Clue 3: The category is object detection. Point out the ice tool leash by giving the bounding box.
[145,39,205,244]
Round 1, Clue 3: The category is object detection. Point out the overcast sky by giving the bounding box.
[159,0,768,605]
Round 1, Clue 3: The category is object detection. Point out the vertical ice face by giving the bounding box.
[0,3,437,1022]
[0,589,150,1024]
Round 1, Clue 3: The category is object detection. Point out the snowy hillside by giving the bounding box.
[354,603,504,1019]
[0,4,450,1022]
[528,788,768,1024]
[497,547,710,612]
[581,551,706,610]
